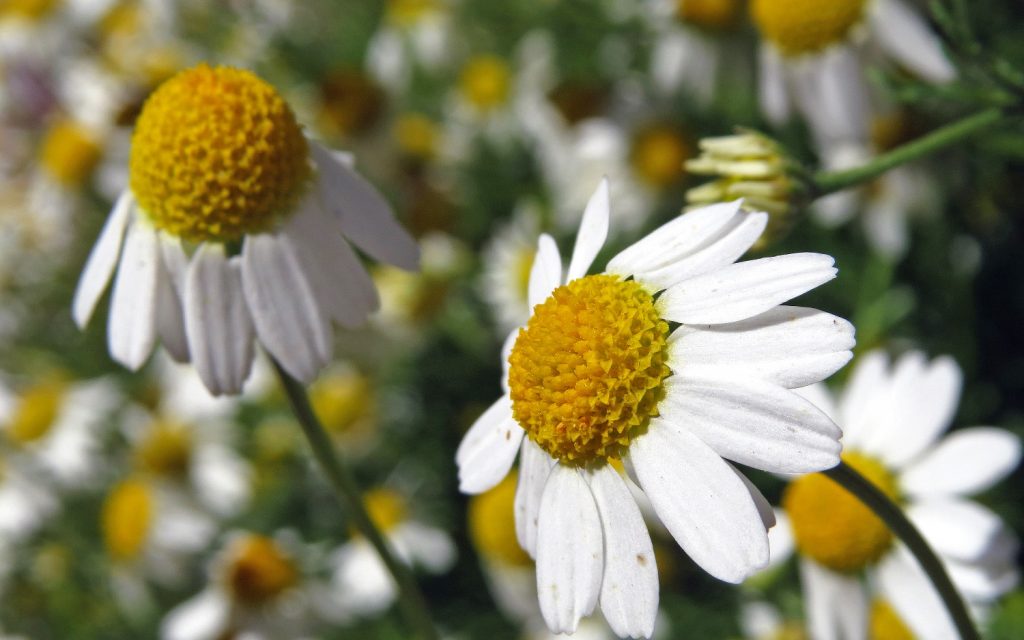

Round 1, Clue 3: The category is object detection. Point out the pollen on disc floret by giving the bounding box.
[751,0,867,56]
[508,274,671,465]
[128,64,312,243]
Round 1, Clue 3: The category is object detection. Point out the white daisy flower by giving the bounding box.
[327,487,456,619]
[751,0,955,154]
[738,600,806,640]
[480,201,543,334]
[774,350,1022,639]
[71,64,419,395]
[457,178,854,637]
[365,0,453,94]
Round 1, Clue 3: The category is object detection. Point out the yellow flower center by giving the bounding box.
[7,381,64,445]
[225,535,298,605]
[319,69,385,138]
[460,56,511,112]
[782,451,899,573]
[631,124,690,188]
[508,275,671,465]
[468,473,532,567]
[39,119,103,187]
[750,0,866,56]
[310,371,374,437]
[677,0,741,30]
[134,420,193,478]
[129,64,311,243]
[870,600,915,640]
[394,113,439,160]
[102,478,153,561]
[1,0,59,19]
[362,488,408,534]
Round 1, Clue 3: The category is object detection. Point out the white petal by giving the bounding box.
[456,395,524,494]
[874,549,959,639]
[657,253,837,325]
[767,509,795,570]
[792,383,841,425]
[659,374,841,474]
[869,0,956,83]
[900,428,1021,497]
[515,437,557,558]
[629,418,769,583]
[310,141,419,270]
[758,45,790,126]
[800,559,867,640]
[945,554,1019,602]
[154,242,190,363]
[801,46,870,148]
[161,588,231,640]
[394,522,457,574]
[536,465,604,634]
[837,350,891,447]
[73,190,133,327]
[565,178,609,282]
[528,234,562,309]
[240,231,330,383]
[607,200,742,278]
[107,220,159,370]
[586,464,658,639]
[735,467,776,530]
[908,498,1006,564]
[184,244,255,396]
[669,306,854,389]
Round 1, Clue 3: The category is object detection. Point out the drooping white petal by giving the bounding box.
[869,0,956,83]
[734,467,776,530]
[800,46,871,149]
[154,244,190,363]
[310,141,419,270]
[108,219,160,370]
[184,244,255,396]
[900,427,1022,497]
[668,306,854,389]
[528,234,563,309]
[565,178,609,282]
[73,190,133,327]
[393,522,458,574]
[792,383,840,425]
[629,418,769,583]
[456,395,524,494]
[659,374,841,474]
[586,464,658,639]
[536,465,604,634]
[908,498,1006,564]
[874,548,958,639]
[515,437,557,558]
[758,45,790,126]
[767,509,795,570]
[800,559,867,640]
[240,231,330,383]
[945,553,1020,601]
[837,350,891,447]
[657,253,837,325]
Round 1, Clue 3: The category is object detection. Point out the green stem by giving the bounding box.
[272,360,439,640]
[824,461,980,640]
[811,107,1004,196]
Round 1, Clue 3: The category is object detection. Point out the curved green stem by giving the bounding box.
[272,360,439,640]
[824,461,980,640]
[811,107,1004,196]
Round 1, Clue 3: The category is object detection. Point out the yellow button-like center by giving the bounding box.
[225,535,298,605]
[7,381,64,445]
[39,119,102,187]
[460,56,511,112]
[129,64,311,243]
[394,113,439,160]
[469,473,532,567]
[134,419,193,478]
[310,371,374,437]
[363,488,408,534]
[782,451,899,573]
[870,600,915,640]
[751,0,866,56]
[677,0,741,30]
[102,478,153,561]
[631,124,690,188]
[509,275,671,465]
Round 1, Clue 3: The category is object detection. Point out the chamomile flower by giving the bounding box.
[457,178,853,637]
[72,64,419,395]
[774,350,1021,639]
[366,0,453,94]
[751,0,955,153]
[328,487,456,618]
[480,201,543,334]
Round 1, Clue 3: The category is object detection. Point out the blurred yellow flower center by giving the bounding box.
[508,275,671,465]
[631,125,690,188]
[395,113,439,159]
[782,451,899,573]
[129,64,311,243]
[39,120,102,187]
[7,381,64,445]
[2,0,59,19]
[310,371,373,437]
[135,420,193,478]
[225,535,298,605]
[388,0,438,26]
[751,0,866,56]
[469,474,532,567]
[363,488,408,533]
[102,479,153,561]
[460,56,511,112]
[677,0,741,30]
[870,600,915,640]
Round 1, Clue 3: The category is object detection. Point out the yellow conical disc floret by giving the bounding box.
[870,600,915,640]
[751,0,866,56]
[102,478,153,561]
[677,0,741,30]
[469,474,532,567]
[782,451,900,573]
[129,64,311,243]
[508,274,671,465]
[460,56,511,112]
[224,535,298,605]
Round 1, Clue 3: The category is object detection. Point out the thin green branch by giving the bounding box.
[272,360,439,640]
[824,461,980,640]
